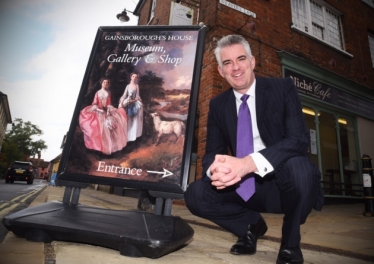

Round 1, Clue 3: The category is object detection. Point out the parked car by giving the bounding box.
[5,161,35,184]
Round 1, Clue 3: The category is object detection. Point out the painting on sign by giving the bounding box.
[56,25,206,194]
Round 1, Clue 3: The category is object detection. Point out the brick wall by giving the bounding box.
[136,0,374,180]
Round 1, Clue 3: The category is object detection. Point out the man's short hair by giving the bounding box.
[214,35,252,68]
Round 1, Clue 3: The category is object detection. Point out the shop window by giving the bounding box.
[338,118,360,196]
[302,107,361,197]
[369,34,374,68]
[291,0,344,50]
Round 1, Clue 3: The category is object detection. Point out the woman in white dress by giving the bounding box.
[119,73,143,141]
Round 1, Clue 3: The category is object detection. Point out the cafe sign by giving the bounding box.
[285,69,374,120]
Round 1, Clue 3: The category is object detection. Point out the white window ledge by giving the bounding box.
[291,25,354,58]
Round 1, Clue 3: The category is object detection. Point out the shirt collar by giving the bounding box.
[233,79,256,102]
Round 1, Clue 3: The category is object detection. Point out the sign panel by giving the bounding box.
[169,2,193,25]
[219,0,256,18]
[57,26,206,194]
[363,174,372,188]
[285,69,374,121]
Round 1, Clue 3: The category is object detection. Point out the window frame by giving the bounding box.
[148,0,157,25]
[291,0,346,52]
[362,0,374,8]
[368,33,374,68]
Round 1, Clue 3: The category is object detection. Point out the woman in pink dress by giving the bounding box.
[79,78,128,155]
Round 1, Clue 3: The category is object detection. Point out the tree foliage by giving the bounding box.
[139,70,165,107]
[0,118,47,175]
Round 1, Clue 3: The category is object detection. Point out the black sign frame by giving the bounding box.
[56,25,206,194]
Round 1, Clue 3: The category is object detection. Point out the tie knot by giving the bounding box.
[241,94,249,103]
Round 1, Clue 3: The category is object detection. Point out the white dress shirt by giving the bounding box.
[233,79,274,177]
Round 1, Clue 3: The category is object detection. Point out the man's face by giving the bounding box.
[217,44,256,94]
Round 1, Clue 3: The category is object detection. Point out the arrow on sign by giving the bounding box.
[147,168,173,178]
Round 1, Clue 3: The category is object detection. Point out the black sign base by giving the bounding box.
[2,201,194,258]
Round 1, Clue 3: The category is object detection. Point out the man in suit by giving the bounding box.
[184,34,324,264]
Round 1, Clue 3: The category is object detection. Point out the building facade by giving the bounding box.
[0,92,12,153]
[132,0,374,198]
[47,153,61,185]
[29,158,50,179]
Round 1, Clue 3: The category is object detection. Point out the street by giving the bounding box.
[0,179,47,243]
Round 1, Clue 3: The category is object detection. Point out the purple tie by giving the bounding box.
[236,94,255,201]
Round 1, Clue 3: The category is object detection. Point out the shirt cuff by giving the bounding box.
[206,168,212,178]
[250,152,274,177]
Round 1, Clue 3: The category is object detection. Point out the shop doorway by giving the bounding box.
[302,107,361,197]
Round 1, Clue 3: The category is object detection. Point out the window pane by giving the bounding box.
[310,1,325,40]
[312,23,324,40]
[310,1,324,27]
[339,118,360,196]
[291,0,308,32]
[319,111,339,195]
[326,10,343,49]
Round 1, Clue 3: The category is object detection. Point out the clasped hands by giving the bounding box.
[209,154,257,189]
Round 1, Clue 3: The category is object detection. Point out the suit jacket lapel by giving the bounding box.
[225,89,238,154]
[255,77,267,129]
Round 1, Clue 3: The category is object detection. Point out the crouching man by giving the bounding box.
[184,34,324,264]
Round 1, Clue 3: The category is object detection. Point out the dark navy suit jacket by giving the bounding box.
[202,76,310,179]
